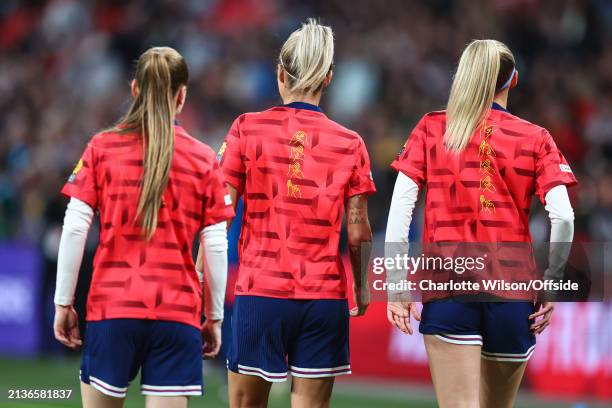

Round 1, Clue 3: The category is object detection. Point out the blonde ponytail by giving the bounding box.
[114,47,189,240]
[279,18,334,94]
[444,39,515,151]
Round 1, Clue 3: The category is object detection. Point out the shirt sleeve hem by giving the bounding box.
[346,187,377,199]
[223,178,244,196]
[391,163,424,189]
[60,188,97,210]
[204,212,235,227]
[537,179,578,204]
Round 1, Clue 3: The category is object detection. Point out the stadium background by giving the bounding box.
[0,0,611,406]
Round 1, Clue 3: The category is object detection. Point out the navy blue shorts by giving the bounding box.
[227,295,350,382]
[80,319,202,398]
[419,300,536,362]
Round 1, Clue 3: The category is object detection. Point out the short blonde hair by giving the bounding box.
[279,18,334,94]
[444,40,515,151]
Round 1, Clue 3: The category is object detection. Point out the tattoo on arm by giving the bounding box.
[346,194,372,287]
[347,195,366,224]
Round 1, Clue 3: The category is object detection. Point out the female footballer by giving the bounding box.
[385,40,577,408]
[217,19,375,408]
[53,47,234,408]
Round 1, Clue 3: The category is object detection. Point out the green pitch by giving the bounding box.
[0,357,590,408]
[0,357,430,408]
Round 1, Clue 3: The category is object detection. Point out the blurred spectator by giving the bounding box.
[0,0,610,245]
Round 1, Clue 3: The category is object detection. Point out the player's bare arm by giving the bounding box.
[345,194,372,317]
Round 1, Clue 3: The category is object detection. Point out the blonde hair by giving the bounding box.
[279,18,334,94]
[444,39,515,151]
[114,46,188,240]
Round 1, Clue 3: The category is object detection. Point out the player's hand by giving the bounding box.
[201,319,222,359]
[53,304,82,349]
[529,302,554,334]
[350,284,370,317]
[387,301,420,335]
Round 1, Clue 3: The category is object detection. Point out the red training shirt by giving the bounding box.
[392,105,577,243]
[391,105,578,300]
[61,125,234,328]
[219,103,376,299]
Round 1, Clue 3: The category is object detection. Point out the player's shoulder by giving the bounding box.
[174,126,217,162]
[406,111,446,139]
[223,110,275,135]
[317,116,367,155]
[89,128,128,144]
[421,110,447,125]
[424,110,447,119]
[322,116,362,140]
[409,110,447,132]
[496,111,550,139]
[233,108,364,145]
[86,128,142,152]
[232,108,288,126]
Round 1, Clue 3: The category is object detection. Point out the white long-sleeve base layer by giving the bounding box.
[198,221,228,321]
[54,198,94,306]
[54,197,228,320]
[384,172,574,285]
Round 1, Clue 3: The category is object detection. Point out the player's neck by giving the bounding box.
[282,92,322,107]
[493,91,509,109]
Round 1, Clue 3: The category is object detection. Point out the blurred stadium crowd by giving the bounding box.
[1,0,612,248]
